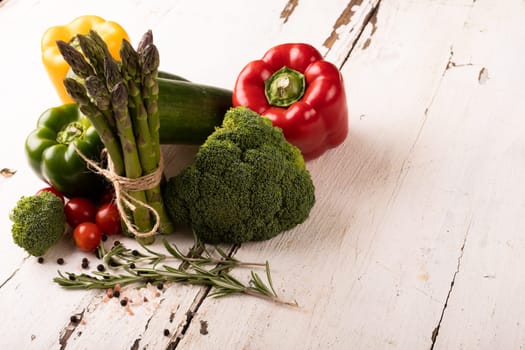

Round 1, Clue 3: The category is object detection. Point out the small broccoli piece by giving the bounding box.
[163,106,315,244]
[9,191,66,256]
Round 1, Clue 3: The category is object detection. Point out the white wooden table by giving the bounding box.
[1,0,524,349]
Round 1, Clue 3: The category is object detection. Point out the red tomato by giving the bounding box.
[73,222,102,252]
[36,186,65,203]
[64,197,96,227]
[95,202,122,235]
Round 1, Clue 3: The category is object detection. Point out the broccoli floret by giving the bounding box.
[9,191,66,256]
[163,106,315,244]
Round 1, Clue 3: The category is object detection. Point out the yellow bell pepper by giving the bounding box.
[41,15,130,103]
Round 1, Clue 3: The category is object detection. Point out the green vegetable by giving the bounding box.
[25,103,106,198]
[26,75,231,202]
[9,192,66,256]
[57,30,175,239]
[157,70,189,82]
[53,236,297,306]
[157,78,232,145]
[163,106,316,244]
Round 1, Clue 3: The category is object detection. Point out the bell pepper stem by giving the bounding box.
[264,66,306,107]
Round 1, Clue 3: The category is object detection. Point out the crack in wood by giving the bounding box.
[166,287,211,349]
[145,297,168,332]
[130,337,141,350]
[324,0,364,50]
[280,0,299,24]
[430,219,472,349]
[58,310,85,350]
[0,267,21,289]
[0,256,31,289]
[424,46,455,117]
[334,0,382,70]
[446,46,474,71]
[362,4,379,50]
[426,45,484,116]
[167,244,240,349]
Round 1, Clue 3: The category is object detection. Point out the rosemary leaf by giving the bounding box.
[54,237,295,306]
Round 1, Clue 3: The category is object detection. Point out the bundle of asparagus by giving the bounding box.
[56,30,174,242]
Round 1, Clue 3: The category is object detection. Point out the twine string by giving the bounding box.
[74,146,162,238]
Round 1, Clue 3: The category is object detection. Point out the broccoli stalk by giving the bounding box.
[163,107,315,244]
[9,191,66,256]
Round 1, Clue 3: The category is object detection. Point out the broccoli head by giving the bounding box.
[9,191,66,256]
[163,106,315,244]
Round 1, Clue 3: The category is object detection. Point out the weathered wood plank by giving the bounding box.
[425,0,525,348]
[0,0,380,348]
[2,0,524,348]
[176,0,486,348]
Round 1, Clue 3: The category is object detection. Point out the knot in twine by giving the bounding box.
[74,146,163,238]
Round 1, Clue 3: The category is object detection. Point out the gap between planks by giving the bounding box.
[430,219,472,349]
[166,244,239,349]
[279,0,382,67]
[327,0,382,69]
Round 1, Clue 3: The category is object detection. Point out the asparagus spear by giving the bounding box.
[58,30,175,241]
[120,39,155,169]
[121,37,174,234]
[140,40,161,163]
[77,34,106,79]
[111,80,152,234]
[63,77,125,176]
[84,75,117,134]
[56,40,95,79]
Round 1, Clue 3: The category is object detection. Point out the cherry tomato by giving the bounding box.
[36,186,65,203]
[96,202,122,235]
[73,222,103,252]
[64,197,96,227]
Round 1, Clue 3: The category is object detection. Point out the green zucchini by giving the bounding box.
[158,71,190,82]
[158,77,232,144]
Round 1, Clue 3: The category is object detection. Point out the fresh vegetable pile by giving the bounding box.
[55,29,174,240]
[8,15,349,304]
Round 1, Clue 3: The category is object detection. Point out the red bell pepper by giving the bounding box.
[232,43,348,160]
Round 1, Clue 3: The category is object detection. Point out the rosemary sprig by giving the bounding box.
[54,237,297,307]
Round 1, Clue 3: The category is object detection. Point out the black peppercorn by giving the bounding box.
[97,264,105,272]
[57,258,65,265]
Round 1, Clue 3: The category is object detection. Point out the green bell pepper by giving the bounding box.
[25,103,106,198]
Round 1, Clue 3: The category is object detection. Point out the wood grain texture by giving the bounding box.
[1,0,525,349]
